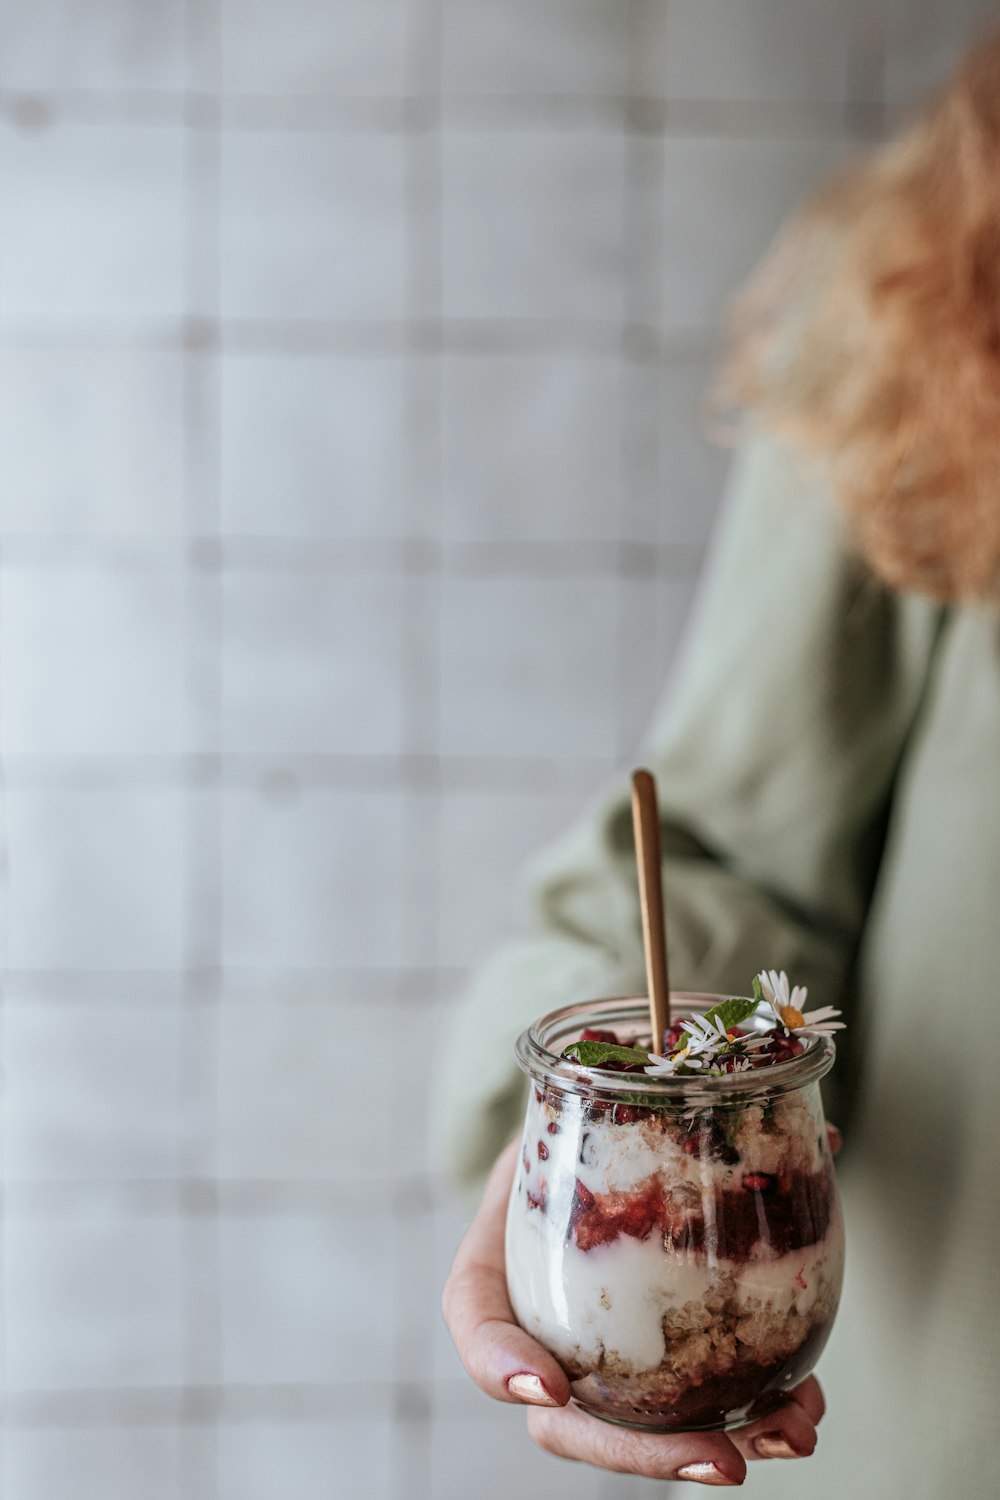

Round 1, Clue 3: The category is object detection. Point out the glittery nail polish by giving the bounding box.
[506,1373,560,1406]
[754,1434,804,1459]
[675,1462,739,1486]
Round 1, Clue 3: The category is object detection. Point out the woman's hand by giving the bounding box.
[442,1131,841,1487]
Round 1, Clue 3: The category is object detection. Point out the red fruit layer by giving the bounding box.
[569,1168,832,1258]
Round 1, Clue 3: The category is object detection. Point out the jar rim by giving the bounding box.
[515,992,836,1101]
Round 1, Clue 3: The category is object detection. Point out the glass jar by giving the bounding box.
[505,994,844,1432]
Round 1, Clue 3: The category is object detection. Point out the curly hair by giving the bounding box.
[720,29,1000,602]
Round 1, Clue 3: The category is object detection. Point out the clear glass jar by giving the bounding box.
[505,994,845,1432]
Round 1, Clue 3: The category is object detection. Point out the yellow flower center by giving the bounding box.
[780,1004,805,1030]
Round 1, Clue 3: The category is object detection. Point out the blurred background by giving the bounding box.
[0,2,993,1497]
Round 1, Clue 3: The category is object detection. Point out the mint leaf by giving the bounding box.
[698,996,760,1036]
[751,974,766,1006]
[562,1041,652,1068]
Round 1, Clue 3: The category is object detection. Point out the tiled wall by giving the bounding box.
[0,3,991,1497]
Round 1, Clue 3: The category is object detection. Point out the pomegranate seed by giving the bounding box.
[537,1139,549,1161]
[742,1172,775,1192]
[580,1027,618,1044]
[546,1120,559,1135]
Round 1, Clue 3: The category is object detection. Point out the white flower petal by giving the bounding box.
[801,1005,842,1025]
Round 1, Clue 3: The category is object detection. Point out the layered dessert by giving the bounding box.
[505,976,845,1431]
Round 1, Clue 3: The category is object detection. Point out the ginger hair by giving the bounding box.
[720,29,1000,602]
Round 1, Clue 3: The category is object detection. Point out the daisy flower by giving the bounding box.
[680,1013,732,1053]
[645,1045,707,1077]
[755,970,845,1037]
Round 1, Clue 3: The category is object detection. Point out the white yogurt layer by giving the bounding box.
[506,1198,839,1373]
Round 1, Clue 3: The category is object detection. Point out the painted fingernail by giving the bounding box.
[754,1435,805,1459]
[506,1373,561,1406]
[675,1463,739,1486]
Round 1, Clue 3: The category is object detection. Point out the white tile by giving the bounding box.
[1,566,186,755]
[442,356,623,542]
[0,0,185,90]
[442,0,630,95]
[221,132,406,321]
[437,787,590,968]
[439,575,619,758]
[431,1385,608,1500]
[220,1206,394,1384]
[430,1199,472,1383]
[661,135,847,332]
[222,571,405,755]
[222,0,407,96]
[883,0,999,105]
[222,788,405,968]
[657,360,731,545]
[218,1419,393,1500]
[220,354,406,538]
[389,994,450,1186]
[616,571,702,753]
[442,133,625,321]
[217,999,394,1180]
[4,1427,183,1500]
[0,122,184,328]
[0,351,184,537]
[662,0,854,103]
[5,1215,183,1389]
[4,1001,187,1182]
[6,786,186,970]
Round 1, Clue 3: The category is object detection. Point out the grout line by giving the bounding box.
[178,3,224,1495]
[0,534,707,577]
[0,965,466,1007]
[0,85,873,139]
[0,750,638,797]
[394,4,445,1495]
[4,1377,417,1427]
[0,315,719,359]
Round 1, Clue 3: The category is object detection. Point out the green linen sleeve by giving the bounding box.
[434,437,943,1200]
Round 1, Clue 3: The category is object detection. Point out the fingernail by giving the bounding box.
[754,1435,805,1459]
[506,1373,561,1407]
[675,1463,739,1486]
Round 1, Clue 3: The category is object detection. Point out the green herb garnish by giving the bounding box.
[561,1041,651,1068]
[696,995,761,1036]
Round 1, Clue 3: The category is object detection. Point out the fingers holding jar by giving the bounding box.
[525,1402,747,1485]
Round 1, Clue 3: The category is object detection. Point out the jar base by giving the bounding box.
[570,1389,785,1434]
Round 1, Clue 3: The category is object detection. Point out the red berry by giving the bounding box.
[742,1172,775,1192]
[537,1139,549,1161]
[662,1021,687,1052]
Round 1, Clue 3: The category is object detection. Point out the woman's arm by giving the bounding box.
[434,436,944,1198]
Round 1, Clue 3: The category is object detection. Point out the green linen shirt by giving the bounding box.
[435,436,1000,1498]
